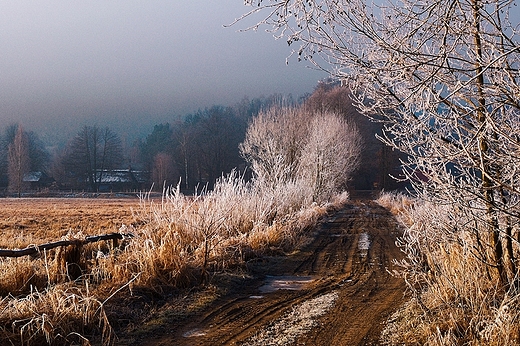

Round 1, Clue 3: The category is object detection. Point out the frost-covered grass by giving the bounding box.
[0,284,113,345]
[100,170,334,288]
[378,191,520,345]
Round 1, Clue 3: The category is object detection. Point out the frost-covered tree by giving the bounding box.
[240,0,520,290]
[304,83,404,190]
[299,112,362,201]
[240,107,310,189]
[240,106,361,202]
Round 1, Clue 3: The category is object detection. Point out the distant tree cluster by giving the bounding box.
[0,88,403,196]
[139,106,245,191]
[137,95,294,191]
[53,126,123,191]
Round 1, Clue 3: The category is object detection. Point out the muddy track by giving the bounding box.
[136,201,405,346]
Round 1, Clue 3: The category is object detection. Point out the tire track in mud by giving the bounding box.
[142,201,405,346]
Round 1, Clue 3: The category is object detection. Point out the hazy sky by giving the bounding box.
[0,1,326,146]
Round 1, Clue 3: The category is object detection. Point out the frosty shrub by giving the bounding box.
[240,106,361,203]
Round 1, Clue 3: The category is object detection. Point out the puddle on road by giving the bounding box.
[358,232,371,257]
[183,329,207,338]
[258,276,314,293]
[330,233,347,237]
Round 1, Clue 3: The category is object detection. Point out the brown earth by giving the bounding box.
[120,200,406,346]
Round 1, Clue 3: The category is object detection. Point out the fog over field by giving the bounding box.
[0,1,325,147]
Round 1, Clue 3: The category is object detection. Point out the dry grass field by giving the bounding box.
[0,174,338,345]
[0,197,142,249]
[0,197,147,345]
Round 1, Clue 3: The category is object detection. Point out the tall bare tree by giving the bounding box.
[7,125,30,197]
[0,124,49,190]
[299,112,362,201]
[62,126,123,191]
[241,0,520,289]
[152,152,176,189]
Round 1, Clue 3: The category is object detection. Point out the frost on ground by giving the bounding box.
[242,291,339,346]
[358,232,371,258]
[358,232,370,251]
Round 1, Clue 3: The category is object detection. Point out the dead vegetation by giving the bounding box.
[0,198,139,345]
[378,192,520,345]
[0,198,139,248]
[0,172,346,345]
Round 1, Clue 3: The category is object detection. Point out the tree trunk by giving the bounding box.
[473,0,508,289]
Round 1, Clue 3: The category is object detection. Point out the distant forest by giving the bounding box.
[0,82,405,196]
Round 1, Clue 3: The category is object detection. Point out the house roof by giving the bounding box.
[97,170,149,184]
[99,171,133,183]
[23,171,43,182]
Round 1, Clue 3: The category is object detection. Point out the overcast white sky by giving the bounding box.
[0,1,326,146]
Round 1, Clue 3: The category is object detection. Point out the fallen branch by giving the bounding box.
[0,233,134,258]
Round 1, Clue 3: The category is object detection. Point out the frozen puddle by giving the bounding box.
[358,232,371,257]
[259,276,314,293]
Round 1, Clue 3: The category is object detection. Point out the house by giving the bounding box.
[96,169,150,192]
[23,172,54,190]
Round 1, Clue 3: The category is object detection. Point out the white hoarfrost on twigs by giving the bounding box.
[240,106,361,204]
[242,291,338,346]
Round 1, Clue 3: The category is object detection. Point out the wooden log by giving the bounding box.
[0,233,134,258]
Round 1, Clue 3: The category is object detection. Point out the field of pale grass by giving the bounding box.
[0,173,343,345]
[0,197,141,345]
[0,198,141,248]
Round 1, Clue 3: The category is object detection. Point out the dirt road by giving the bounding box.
[129,201,405,345]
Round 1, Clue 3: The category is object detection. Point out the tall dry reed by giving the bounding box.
[97,170,331,288]
[378,192,520,345]
[0,284,113,346]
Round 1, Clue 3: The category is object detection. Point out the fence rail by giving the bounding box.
[0,233,134,258]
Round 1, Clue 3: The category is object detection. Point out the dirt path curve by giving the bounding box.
[139,200,405,346]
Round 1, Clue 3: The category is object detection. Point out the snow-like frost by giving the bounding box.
[242,291,338,346]
[358,232,371,252]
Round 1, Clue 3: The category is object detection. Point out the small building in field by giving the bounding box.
[97,169,149,192]
[23,172,54,190]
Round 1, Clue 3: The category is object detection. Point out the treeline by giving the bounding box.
[0,83,404,196]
